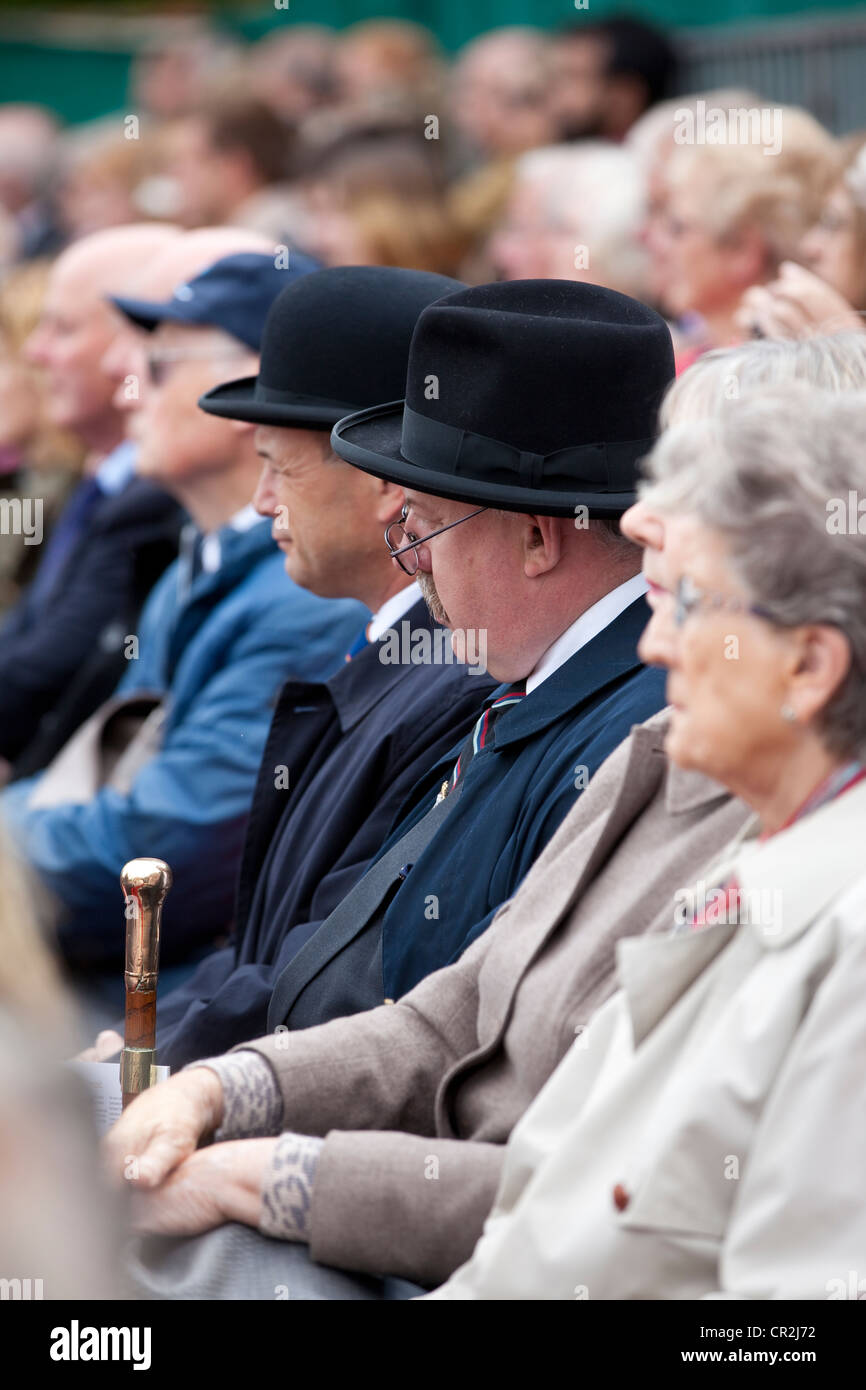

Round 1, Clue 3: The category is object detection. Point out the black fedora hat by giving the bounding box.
[331,279,675,518]
[199,265,465,428]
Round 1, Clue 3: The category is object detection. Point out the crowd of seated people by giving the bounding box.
[1,12,865,1303]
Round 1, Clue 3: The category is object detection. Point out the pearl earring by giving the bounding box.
[780,704,797,723]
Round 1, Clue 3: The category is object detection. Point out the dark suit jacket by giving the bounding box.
[0,476,181,767]
[154,599,496,1067]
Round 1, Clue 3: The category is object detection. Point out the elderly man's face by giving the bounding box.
[403,489,544,680]
[253,424,402,600]
[130,321,253,482]
[24,257,117,435]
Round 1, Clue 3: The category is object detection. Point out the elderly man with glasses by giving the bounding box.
[157,278,673,1057]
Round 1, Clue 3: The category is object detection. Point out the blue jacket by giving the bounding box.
[1,519,365,965]
[270,597,667,1026]
[152,599,497,1067]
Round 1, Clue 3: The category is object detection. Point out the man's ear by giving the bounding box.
[788,624,852,726]
[522,513,563,579]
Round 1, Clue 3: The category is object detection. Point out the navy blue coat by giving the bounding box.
[154,599,497,1067]
[269,597,667,1028]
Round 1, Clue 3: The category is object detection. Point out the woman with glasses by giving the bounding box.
[428,382,866,1299]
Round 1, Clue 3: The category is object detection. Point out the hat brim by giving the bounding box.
[199,377,360,428]
[110,294,198,334]
[332,401,639,518]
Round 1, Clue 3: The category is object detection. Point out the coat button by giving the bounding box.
[612,1183,630,1212]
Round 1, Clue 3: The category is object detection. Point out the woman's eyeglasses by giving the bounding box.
[673,574,777,628]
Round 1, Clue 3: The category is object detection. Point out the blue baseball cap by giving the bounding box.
[110,250,320,351]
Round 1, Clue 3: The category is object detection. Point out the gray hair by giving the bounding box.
[644,384,866,760]
[659,333,866,431]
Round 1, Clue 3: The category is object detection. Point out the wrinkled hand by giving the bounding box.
[128,1139,277,1237]
[76,1029,124,1063]
[736,262,864,341]
[102,1066,224,1189]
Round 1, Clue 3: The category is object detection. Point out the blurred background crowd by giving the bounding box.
[2,3,866,615]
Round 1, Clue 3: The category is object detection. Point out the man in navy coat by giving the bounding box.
[82,267,496,1066]
[264,279,675,1031]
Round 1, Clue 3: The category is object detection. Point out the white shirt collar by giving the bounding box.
[93,439,137,496]
[367,580,422,642]
[524,574,647,695]
[200,504,262,574]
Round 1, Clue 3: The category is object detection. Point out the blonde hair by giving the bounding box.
[665,106,838,270]
[0,260,84,469]
[349,192,464,275]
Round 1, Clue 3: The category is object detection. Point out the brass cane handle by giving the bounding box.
[120,857,171,1108]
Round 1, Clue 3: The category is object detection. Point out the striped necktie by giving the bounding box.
[437,687,525,802]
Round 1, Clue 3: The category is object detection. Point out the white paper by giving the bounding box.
[67,1059,171,1135]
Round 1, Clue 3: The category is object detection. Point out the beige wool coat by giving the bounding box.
[429,777,866,1299]
[239,709,748,1285]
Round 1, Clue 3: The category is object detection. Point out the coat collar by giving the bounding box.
[618,920,739,1048]
[186,517,276,602]
[491,597,650,749]
[616,774,866,1046]
[730,775,866,950]
[327,599,462,733]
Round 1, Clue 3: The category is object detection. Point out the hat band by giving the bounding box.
[399,406,650,494]
[255,382,361,412]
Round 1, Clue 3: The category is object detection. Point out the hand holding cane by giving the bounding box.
[119,857,171,1109]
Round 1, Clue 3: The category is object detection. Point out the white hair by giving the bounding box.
[515,141,648,298]
[645,384,866,760]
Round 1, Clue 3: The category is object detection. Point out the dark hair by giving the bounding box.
[559,14,678,108]
[203,97,294,186]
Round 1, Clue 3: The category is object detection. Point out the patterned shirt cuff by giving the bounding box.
[185,1051,283,1140]
[259,1132,324,1243]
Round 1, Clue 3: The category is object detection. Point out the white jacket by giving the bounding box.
[428,779,866,1300]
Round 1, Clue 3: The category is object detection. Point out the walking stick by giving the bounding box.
[119,858,172,1109]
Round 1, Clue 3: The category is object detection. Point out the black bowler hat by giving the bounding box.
[331,279,675,518]
[198,265,465,428]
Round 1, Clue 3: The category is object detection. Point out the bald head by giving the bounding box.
[53,223,181,300]
[453,28,552,157]
[122,225,275,300]
[25,223,180,451]
[102,227,276,414]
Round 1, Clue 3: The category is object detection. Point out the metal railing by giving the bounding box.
[677,12,866,134]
